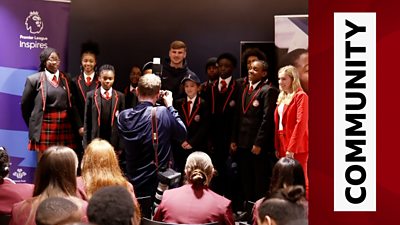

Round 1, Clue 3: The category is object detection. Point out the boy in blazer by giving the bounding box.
[173,72,210,175]
[204,53,241,201]
[231,60,279,203]
[83,64,125,153]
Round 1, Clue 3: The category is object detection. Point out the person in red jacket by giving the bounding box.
[274,65,309,196]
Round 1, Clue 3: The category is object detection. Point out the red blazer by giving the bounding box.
[153,184,234,225]
[274,89,308,156]
[0,179,33,214]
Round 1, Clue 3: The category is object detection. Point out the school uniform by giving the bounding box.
[71,73,99,168]
[232,80,279,202]
[0,178,33,214]
[153,184,234,225]
[9,196,88,225]
[124,84,139,109]
[71,73,99,122]
[21,71,81,151]
[173,95,209,173]
[83,87,125,149]
[205,76,241,196]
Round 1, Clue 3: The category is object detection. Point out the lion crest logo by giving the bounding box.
[25,11,44,34]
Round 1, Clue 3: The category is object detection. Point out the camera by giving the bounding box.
[157,167,181,187]
[152,167,181,217]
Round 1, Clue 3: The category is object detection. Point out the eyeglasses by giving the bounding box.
[47,59,61,63]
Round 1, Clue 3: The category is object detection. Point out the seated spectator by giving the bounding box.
[153,151,234,225]
[36,197,82,225]
[87,185,138,225]
[9,146,88,225]
[78,138,140,223]
[252,157,306,225]
[0,146,33,214]
[257,185,308,225]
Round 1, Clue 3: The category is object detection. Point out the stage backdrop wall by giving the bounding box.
[0,0,71,183]
[67,0,308,91]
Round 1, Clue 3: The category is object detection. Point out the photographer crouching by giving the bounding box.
[117,74,187,201]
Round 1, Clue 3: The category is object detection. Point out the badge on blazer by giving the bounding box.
[229,100,236,107]
[253,99,260,107]
[194,115,200,122]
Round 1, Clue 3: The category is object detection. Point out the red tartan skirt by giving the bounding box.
[28,109,76,152]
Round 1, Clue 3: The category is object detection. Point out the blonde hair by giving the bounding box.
[137,74,161,97]
[184,151,214,187]
[81,138,129,199]
[277,65,302,105]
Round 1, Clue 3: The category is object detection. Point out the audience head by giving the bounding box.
[184,151,215,188]
[129,65,142,86]
[279,49,308,93]
[33,146,78,197]
[242,48,267,72]
[169,40,187,67]
[142,61,153,75]
[88,186,136,225]
[98,64,115,91]
[80,40,99,75]
[258,185,307,225]
[205,57,219,81]
[137,73,161,98]
[39,47,60,73]
[0,146,10,184]
[81,138,126,199]
[269,157,306,198]
[35,197,82,225]
[217,53,237,79]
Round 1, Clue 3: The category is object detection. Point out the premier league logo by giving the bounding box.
[25,11,44,34]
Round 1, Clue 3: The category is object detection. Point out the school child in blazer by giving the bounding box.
[231,60,279,203]
[21,48,82,161]
[173,72,210,174]
[83,64,125,152]
[204,53,242,202]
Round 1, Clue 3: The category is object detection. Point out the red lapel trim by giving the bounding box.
[181,97,201,126]
[94,89,101,126]
[40,72,46,111]
[242,84,262,114]
[77,75,87,101]
[59,72,72,107]
[111,90,119,126]
[211,79,236,113]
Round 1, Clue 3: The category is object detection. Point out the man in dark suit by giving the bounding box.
[231,60,279,203]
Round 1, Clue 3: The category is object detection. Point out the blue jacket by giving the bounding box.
[117,101,187,195]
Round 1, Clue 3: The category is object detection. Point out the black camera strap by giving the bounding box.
[151,107,159,169]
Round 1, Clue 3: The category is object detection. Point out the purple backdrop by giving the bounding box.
[0,0,71,183]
